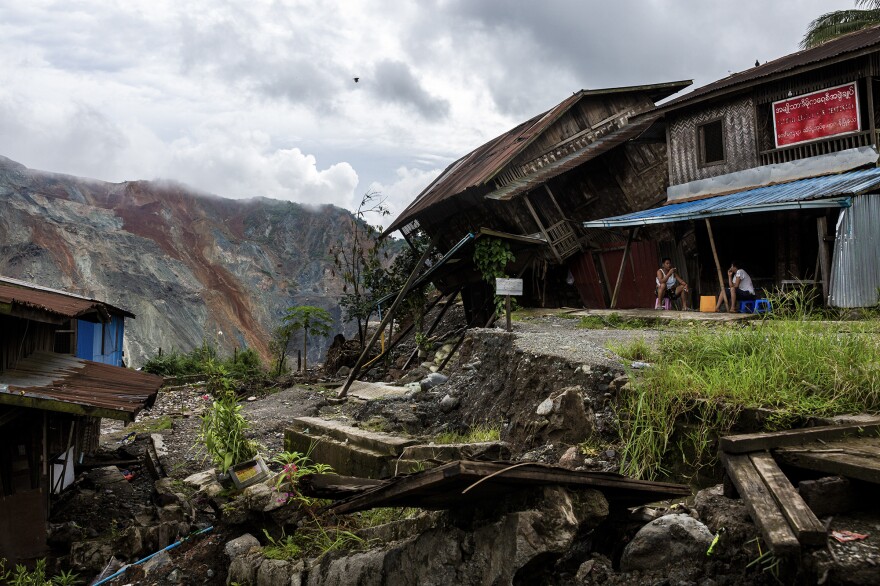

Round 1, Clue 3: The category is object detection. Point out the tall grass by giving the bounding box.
[617,321,880,479]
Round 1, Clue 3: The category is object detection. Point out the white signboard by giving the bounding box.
[495,278,523,296]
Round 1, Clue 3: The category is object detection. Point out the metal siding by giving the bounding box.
[584,167,880,228]
[668,96,758,185]
[76,320,95,361]
[601,240,660,309]
[829,194,880,307]
[568,252,607,309]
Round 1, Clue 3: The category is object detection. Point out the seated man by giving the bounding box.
[716,261,756,312]
[656,257,690,310]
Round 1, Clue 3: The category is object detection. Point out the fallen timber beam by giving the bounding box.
[720,452,800,557]
[773,437,880,485]
[719,423,880,454]
[749,452,826,547]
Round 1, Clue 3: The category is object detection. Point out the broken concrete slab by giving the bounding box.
[346,380,410,401]
[285,416,419,478]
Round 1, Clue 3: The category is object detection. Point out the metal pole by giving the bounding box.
[338,234,439,399]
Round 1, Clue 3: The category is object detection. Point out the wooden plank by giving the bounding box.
[774,447,880,485]
[610,228,634,309]
[720,423,880,454]
[720,452,800,556]
[749,452,826,547]
[816,217,831,305]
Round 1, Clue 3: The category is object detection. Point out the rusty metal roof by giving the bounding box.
[0,276,134,322]
[0,352,161,421]
[384,81,691,235]
[659,24,880,113]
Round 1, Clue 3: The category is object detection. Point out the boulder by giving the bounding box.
[257,558,305,586]
[420,372,449,391]
[439,394,459,413]
[225,533,261,559]
[535,387,595,444]
[620,513,714,572]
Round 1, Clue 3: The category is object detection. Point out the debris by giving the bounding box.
[832,530,869,543]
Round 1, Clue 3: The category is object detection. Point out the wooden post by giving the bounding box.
[338,234,439,399]
[297,350,301,372]
[816,216,831,305]
[610,228,635,309]
[505,295,512,332]
[523,195,563,263]
[705,219,728,310]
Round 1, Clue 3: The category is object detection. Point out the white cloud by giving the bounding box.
[0,0,859,215]
[368,165,442,227]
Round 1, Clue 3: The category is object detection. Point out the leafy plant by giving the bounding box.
[197,361,257,473]
[262,523,367,561]
[271,448,334,507]
[473,237,516,316]
[0,558,80,585]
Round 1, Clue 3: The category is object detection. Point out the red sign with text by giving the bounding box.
[772,82,860,148]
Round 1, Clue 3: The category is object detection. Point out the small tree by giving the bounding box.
[331,191,391,346]
[283,306,333,371]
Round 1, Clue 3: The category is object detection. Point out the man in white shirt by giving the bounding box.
[716,261,756,312]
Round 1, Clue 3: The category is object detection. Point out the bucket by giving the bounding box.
[699,295,716,313]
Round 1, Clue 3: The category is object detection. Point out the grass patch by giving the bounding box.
[262,522,368,561]
[127,415,173,434]
[434,424,501,444]
[608,337,656,362]
[351,507,422,529]
[578,313,649,330]
[618,320,880,479]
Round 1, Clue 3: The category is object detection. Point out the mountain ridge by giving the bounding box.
[0,155,355,367]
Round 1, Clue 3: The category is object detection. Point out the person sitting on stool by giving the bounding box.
[716,260,756,312]
[656,257,690,310]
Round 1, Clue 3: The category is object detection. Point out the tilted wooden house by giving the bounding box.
[383,81,693,318]
[585,25,880,308]
[0,276,161,561]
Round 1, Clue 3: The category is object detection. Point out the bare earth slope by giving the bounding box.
[0,155,353,366]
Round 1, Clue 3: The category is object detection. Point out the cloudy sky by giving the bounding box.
[0,0,855,224]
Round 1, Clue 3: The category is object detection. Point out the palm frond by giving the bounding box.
[801,9,880,49]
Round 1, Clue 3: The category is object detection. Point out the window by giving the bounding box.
[698,119,725,166]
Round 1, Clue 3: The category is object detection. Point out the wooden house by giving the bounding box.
[585,25,880,308]
[383,80,693,318]
[0,277,161,561]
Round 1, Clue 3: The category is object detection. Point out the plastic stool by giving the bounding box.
[654,297,671,310]
[754,299,772,314]
[738,300,756,313]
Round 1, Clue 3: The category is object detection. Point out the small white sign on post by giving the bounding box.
[495,278,523,296]
[495,278,523,332]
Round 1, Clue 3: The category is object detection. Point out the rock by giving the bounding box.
[620,513,714,572]
[225,533,261,559]
[536,398,554,416]
[440,394,459,413]
[693,484,755,545]
[82,466,134,497]
[141,549,173,576]
[575,559,595,581]
[257,558,305,586]
[535,387,596,444]
[609,374,629,391]
[336,366,351,378]
[307,486,608,585]
[631,361,651,369]
[242,482,274,512]
[404,381,423,397]
[557,446,581,470]
[70,540,114,573]
[420,372,449,391]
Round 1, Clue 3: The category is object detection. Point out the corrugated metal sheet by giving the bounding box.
[583,168,880,228]
[568,252,607,309]
[658,24,880,113]
[829,194,880,307]
[384,82,691,236]
[0,352,161,421]
[485,116,659,201]
[600,240,660,309]
[0,276,134,320]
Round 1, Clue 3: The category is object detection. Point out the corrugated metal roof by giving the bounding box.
[0,352,161,421]
[485,115,659,201]
[582,168,880,228]
[384,81,691,235]
[659,24,880,113]
[829,194,880,307]
[0,276,134,321]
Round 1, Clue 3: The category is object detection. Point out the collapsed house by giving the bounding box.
[382,80,694,317]
[0,276,161,561]
[584,25,880,308]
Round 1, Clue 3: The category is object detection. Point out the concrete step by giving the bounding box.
[288,417,418,456]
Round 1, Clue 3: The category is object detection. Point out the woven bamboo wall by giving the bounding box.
[668,96,758,186]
